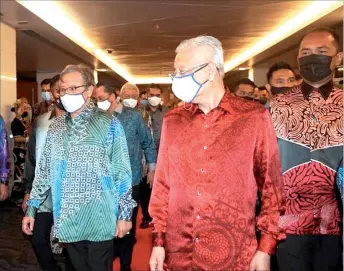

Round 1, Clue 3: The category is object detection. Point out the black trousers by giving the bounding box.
[276,235,343,271]
[65,240,113,271]
[139,177,152,222]
[32,212,60,271]
[113,184,140,267]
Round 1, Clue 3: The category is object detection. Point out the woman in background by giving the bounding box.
[10,101,28,205]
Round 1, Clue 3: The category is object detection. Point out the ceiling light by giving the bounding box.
[16,0,133,82]
[95,69,107,72]
[238,67,250,71]
[224,1,343,72]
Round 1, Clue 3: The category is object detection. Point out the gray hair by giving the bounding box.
[120,83,140,97]
[176,35,224,74]
[60,64,95,86]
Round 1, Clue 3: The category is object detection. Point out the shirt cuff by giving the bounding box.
[258,234,278,255]
[148,163,156,172]
[25,205,38,218]
[118,188,137,221]
[152,232,165,247]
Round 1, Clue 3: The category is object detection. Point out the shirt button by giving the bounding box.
[195,237,200,242]
[205,124,209,128]
[197,191,201,196]
[200,168,205,173]
[196,215,200,220]
[203,146,207,150]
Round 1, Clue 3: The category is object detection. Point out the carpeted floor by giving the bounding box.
[0,201,152,271]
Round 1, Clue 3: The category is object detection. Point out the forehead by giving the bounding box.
[300,31,336,50]
[60,72,83,86]
[94,86,106,94]
[175,45,212,67]
[122,88,138,95]
[149,88,162,94]
[272,69,295,79]
[239,83,254,90]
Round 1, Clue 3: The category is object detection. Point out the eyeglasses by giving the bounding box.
[169,63,209,81]
[59,85,87,95]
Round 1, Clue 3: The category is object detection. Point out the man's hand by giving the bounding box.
[0,184,9,201]
[22,216,35,235]
[21,193,30,213]
[115,220,132,238]
[249,250,270,271]
[147,171,155,188]
[149,247,165,271]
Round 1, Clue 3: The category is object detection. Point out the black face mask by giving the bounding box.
[54,99,65,111]
[271,86,291,95]
[299,54,333,83]
[258,97,268,105]
[22,112,28,118]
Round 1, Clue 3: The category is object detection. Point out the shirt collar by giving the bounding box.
[67,101,94,122]
[188,91,232,116]
[301,80,333,100]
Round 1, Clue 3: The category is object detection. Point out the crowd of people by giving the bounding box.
[0,26,342,271]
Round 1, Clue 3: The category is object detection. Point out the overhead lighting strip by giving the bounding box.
[17,0,343,84]
[224,1,343,72]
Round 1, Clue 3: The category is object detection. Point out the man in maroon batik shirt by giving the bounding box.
[149,35,285,271]
[272,28,343,271]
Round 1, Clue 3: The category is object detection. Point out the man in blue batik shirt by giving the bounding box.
[93,82,157,271]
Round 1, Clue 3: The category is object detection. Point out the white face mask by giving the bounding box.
[97,100,111,111]
[60,93,86,113]
[41,92,51,102]
[148,96,162,107]
[123,98,138,108]
[172,65,209,103]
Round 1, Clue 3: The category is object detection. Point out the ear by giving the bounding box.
[87,85,95,98]
[334,52,343,66]
[265,83,271,92]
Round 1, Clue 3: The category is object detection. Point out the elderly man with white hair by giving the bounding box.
[149,36,286,271]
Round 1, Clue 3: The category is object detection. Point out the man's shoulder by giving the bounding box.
[227,95,266,116]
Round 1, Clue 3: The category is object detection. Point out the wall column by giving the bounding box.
[0,23,17,124]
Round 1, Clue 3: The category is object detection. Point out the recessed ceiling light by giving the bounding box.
[17,20,29,25]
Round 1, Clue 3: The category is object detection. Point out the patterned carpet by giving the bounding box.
[0,201,152,271]
[0,201,44,271]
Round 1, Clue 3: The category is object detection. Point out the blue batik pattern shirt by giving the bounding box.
[26,103,136,243]
[116,106,157,186]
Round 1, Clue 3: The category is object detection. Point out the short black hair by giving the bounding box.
[301,27,340,52]
[258,86,267,91]
[295,73,302,81]
[267,62,295,83]
[140,91,147,98]
[233,78,256,92]
[96,82,116,97]
[41,78,51,86]
[148,83,162,93]
[50,75,60,89]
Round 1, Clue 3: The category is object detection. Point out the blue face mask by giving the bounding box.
[141,99,148,106]
[41,92,51,102]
